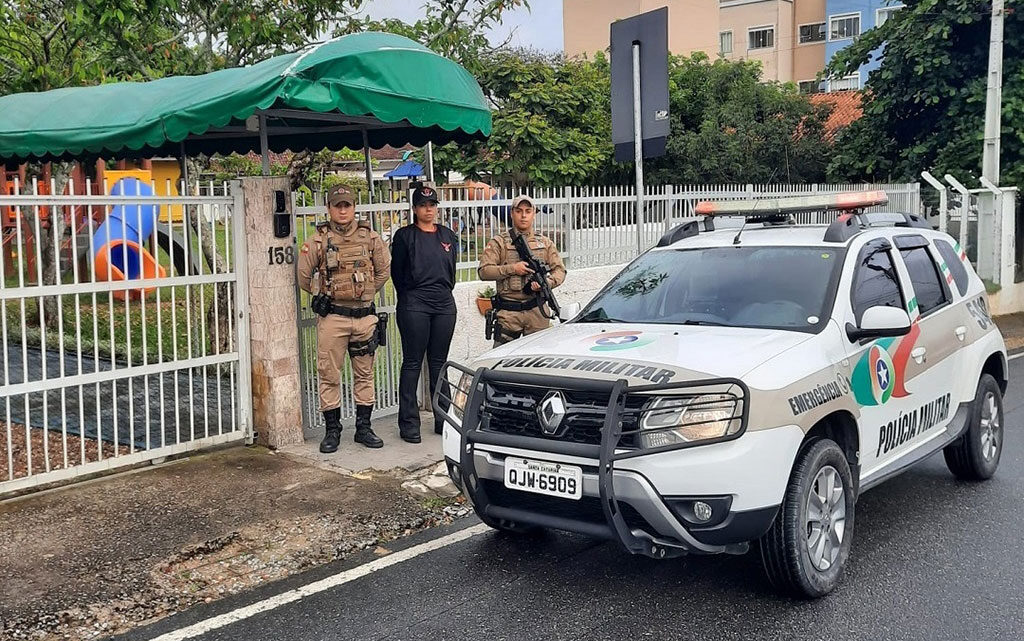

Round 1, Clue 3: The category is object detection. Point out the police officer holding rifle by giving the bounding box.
[478,195,566,346]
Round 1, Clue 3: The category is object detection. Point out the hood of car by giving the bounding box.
[476,322,814,384]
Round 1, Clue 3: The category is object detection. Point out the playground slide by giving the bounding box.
[93,177,167,300]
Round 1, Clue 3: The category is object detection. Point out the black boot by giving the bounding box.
[354,405,384,448]
[319,408,342,454]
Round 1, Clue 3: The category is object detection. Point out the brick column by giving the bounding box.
[239,177,303,448]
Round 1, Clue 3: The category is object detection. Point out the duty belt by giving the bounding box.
[330,304,376,318]
[491,296,540,312]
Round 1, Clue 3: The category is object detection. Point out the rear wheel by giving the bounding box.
[759,439,855,598]
[944,374,1003,481]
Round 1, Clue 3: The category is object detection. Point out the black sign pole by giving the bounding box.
[632,43,644,255]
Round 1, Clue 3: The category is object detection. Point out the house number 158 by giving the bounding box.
[268,246,295,265]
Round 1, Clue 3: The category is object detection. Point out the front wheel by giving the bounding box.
[943,373,1004,481]
[759,439,856,598]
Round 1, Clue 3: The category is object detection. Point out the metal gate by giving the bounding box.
[0,178,251,495]
[293,193,403,436]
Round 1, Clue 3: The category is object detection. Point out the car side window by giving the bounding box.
[851,241,904,323]
[899,245,950,316]
[933,239,969,296]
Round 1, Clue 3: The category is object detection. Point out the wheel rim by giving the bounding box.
[980,391,1001,462]
[805,465,846,572]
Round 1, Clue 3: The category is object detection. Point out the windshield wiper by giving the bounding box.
[680,319,730,327]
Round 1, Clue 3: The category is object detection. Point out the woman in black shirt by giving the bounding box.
[390,185,458,443]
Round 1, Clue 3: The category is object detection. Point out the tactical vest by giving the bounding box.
[317,222,376,304]
[496,231,549,298]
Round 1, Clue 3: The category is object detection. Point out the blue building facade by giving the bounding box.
[823,0,903,90]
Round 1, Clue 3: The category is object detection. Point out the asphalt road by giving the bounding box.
[122,357,1024,641]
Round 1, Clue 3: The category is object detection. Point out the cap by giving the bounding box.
[511,195,534,209]
[412,185,440,206]
[327,185,355,207]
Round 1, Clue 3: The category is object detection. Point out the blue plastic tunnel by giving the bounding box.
[92,177,166,299]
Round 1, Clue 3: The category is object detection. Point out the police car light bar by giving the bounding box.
[694,191,889,217]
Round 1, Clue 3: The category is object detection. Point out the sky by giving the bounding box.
[358,0,564,53]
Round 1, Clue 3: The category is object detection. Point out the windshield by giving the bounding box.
[577,246,843,332]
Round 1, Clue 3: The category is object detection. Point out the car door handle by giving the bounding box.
[955,326,967,341]
[911,346,927,364]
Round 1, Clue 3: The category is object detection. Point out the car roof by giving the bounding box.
[654,212,942,252]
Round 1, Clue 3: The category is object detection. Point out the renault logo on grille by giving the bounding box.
[537,391,567,435]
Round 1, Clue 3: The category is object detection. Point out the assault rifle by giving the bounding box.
[511,231,561,320]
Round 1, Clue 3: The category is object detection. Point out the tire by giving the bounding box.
[759,439,856,598]
[943,374,1004,481]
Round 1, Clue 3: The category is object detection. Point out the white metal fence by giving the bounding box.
[0,178,251,495]
[292,182,920,432]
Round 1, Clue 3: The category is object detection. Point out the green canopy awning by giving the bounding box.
[0,32,491,162]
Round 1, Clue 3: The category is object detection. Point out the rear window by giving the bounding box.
[933,239,970,296]
[899,246,949,316]
[577,246,842,332]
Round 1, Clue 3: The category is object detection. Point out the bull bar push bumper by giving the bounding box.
[433,361,751,559]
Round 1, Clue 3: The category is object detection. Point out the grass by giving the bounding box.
[2,222,232,367]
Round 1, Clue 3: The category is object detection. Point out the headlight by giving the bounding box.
[639,394,740,448]
[451,372,470,419]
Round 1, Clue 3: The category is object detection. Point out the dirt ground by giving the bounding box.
[0,446,467,641]
[994,313,1024,351]
[0,421,130,481]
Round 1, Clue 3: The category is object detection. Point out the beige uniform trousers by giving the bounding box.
[317,313,378,410]
[493,306,551,347]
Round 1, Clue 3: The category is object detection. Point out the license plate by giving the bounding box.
[503,457,583,500]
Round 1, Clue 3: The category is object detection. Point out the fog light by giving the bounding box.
[693,501,713,523]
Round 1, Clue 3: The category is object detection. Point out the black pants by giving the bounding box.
[397,308,457,433]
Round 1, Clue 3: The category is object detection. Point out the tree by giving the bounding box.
[824,0,1023,189]
[641,53,832,185]
[435,49,613,188]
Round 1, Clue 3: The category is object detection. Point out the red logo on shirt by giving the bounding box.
[441,242,451,252]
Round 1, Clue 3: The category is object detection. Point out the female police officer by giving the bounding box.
[390,185,458,442]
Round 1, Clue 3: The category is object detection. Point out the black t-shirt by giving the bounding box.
[391,224,457,313]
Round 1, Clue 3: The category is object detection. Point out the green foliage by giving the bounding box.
[437,49,613,188]
[207,154,287,181]
[824,0,1022,189]
[642,53,831,184]
[438,50,831,187]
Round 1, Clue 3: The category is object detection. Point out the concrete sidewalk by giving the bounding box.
[0,444,468,641]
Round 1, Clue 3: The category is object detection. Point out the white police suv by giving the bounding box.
[435,191,1007,598]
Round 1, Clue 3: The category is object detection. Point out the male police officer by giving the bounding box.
[478,195,566,346]
[297,185,391,452]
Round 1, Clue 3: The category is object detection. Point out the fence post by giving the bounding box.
[231,182,254,444]
[565,185,575,270]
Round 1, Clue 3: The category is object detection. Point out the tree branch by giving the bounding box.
[427,0,471,47]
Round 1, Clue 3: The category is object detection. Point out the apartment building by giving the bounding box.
[562,0,720,60]
[824,0,903,90]
[563,0,901,92]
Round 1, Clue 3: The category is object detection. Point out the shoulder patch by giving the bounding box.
[301,243,310,254]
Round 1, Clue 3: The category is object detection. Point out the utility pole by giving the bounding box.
[982,0,1005,184]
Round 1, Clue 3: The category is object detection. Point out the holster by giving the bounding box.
[485,307,497,341]
[375,312,389,348]
[311,293,332,318]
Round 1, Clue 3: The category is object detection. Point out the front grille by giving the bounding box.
[480,383,644,448]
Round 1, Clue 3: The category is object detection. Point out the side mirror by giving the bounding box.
[846,306,912,342]
[559,302,582,322]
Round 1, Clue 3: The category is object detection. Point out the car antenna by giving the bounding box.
[733,170,779,245]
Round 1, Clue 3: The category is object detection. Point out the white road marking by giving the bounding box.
[150,523,490,641]
[1008,351,1024,361]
